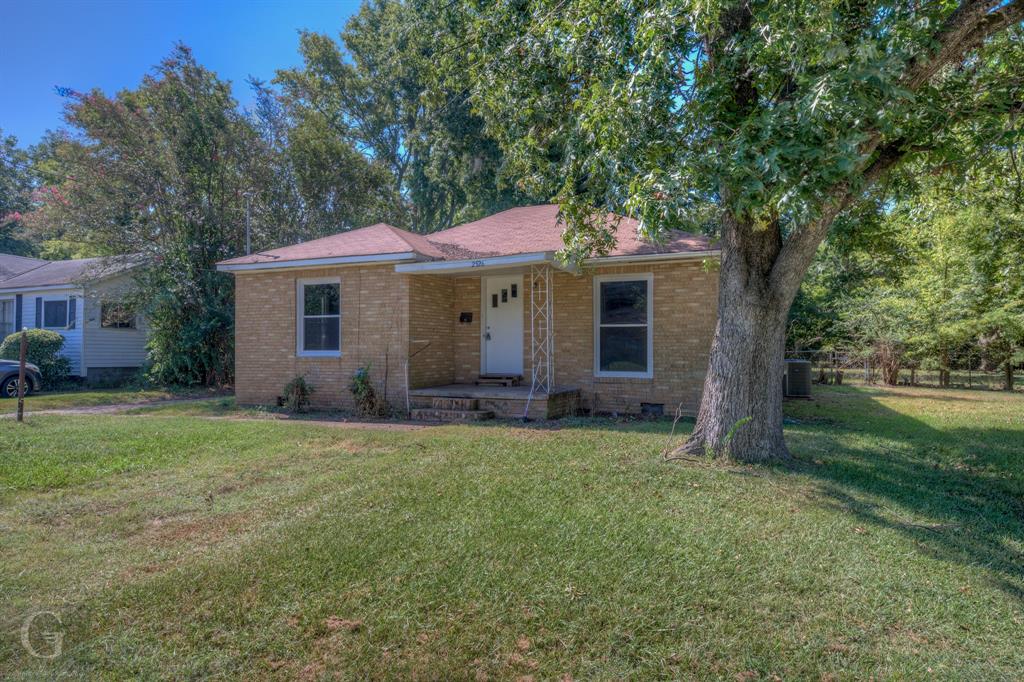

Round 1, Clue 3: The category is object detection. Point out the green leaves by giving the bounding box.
[464,0,1024,258]
[276,1,536,233]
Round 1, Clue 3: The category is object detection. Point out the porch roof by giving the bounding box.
[394,251,576,275]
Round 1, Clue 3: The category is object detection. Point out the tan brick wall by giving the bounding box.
[234,260,717,416]
[408,275,455,388]
[234,265,410,410]
[549,261,718,415]
[452,277,482,383]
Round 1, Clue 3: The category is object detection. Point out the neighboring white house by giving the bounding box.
[0,254,149,383]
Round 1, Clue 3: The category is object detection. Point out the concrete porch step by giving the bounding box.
[475,375,522,387]
[410,408,495,422]
[431,397,478,410]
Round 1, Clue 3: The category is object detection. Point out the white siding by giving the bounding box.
[82,275,149,372]
[21,288,85,376]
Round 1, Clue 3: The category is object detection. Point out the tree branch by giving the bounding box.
[769,0,1023,299]
[704,1,758,118]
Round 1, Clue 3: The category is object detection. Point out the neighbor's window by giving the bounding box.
[594,275,653,377]
[43,299,69,329]
[101,302,136,329]
[298,278,341,355]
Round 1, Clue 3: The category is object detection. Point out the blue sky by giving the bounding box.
[0,0,361,146]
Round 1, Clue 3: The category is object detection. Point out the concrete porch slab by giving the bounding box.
[409,384,580,419]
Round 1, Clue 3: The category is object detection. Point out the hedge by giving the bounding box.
[0,329,72,387]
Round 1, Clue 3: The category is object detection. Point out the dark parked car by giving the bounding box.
[0,359,43,398]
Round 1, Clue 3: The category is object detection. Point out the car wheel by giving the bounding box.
[1,376,30,399]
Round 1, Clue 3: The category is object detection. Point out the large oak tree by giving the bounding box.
[460,0,1024,461]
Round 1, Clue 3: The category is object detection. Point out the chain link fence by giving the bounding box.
[787,349,1022,392]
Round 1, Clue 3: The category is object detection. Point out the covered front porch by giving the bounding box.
[402,254,572,420]
[409,383,581,421]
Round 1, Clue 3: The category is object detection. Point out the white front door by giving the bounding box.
[483,275,524,375]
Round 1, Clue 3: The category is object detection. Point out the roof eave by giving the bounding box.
[216,251,421,273]
[395,251,579,275]
[0,283,87,295]
[584,249,721,265]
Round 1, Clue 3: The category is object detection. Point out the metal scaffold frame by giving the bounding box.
[528,264,554,396]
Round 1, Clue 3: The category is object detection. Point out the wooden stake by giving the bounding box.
[17,329,27,423]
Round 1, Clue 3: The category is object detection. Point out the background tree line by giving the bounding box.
[1,1,537,385]
[789,148,1024,390]
[1,0,1021,408]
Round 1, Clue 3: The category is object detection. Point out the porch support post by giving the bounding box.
[529,264,554,395]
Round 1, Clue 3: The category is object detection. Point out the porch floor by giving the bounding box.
[409,384,581,419]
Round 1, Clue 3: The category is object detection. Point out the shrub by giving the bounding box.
[350,365,384,416]
[282,376,313,413]
[0,329,71,387]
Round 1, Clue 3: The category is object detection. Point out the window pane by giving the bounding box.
[304,317,340,351]
[102,303,135,328]
[43,300,68,327]
[304,284,339,316]
[599,326,648,373]
[600,281,647,324]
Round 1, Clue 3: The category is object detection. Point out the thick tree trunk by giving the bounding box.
[1006,362,1015,392]
[675,213,796,463]
[682,283,790,462]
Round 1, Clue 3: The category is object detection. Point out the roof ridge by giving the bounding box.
[427,204,562,237]
[383,224,446,259]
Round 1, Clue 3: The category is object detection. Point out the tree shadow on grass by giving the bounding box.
[785,391,1024,601]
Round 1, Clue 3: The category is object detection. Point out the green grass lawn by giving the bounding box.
[0,385,218,415]
[2,385,1022,679]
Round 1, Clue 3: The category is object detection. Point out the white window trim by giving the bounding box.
[296,277,342,358]
[593,273,654,379]
[42,296,71,330]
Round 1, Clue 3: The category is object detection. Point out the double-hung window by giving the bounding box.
[43,299,69,329]
[593,274,653,378]
[297,278,341,356]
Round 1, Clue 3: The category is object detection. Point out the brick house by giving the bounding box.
[217,205,719,419]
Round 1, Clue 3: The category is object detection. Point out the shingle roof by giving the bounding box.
[0,256,138,290]
[219,223,446,266]
[425,204,712,259]
[217,204,715,268]
[0,254,47,281]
